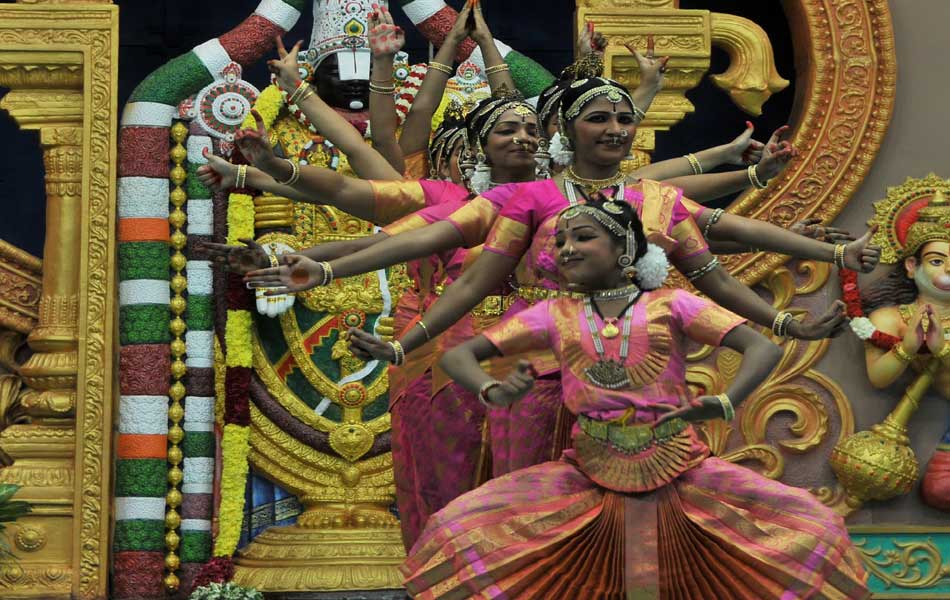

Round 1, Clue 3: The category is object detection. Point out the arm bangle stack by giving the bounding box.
[702,208,724,239]
[685,257,720,282]
[631,103,647,124]
[288,81,311,105]
[715,393,735,421]
[771,311,794,338]
[389,340,406,366]
[416,320,431,341]
[428,61,454,75]
[317,261,334,286]
[747,164,768,189]
[477,380,503,407]
[275,159,301,186]
[833,243,847,269]
[369,81,396,95]
[685,153,703,175]
[235,164,248,189]
[892,342,916,363]
[484,63,510,75]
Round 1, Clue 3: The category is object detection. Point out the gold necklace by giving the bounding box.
[565,166,626,196]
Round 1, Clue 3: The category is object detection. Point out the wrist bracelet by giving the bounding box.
[389,340,406,366]
[771,311,794,338]
[317,261,334,286]
[274,158,300,186]
[685,257,720,282]
[748,164,768,189]
[892,342,916,363]
[685,153,703,175]
[417,320,431,341]
[631,102,646,124]
[428,61,454,75]
[484,63,510,75]
[235,164,247,189]
[702,208,724,239]
[288,81,311,106]
[715,393,735,421]
[833,243,847,270]
[477,380,503,407]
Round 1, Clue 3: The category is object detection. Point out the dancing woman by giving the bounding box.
[397,199,870,599]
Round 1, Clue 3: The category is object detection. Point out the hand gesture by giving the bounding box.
[924,304,946,355]
[654,396,726,427]
[577,21,608,56]
[755,125,798,181]
[902,305,926,354]
[234,110,279,172]
[788,300,848,340]
[720,122,765,166]
[843,224,881,273]
[789,218,854,244]
[200,238,270,275]
[486,361,537,407]
[347,327,396,362]
[243,254,326,294]
[469,0,494,46]
[196,148,239,192]
[444,0,473,47]
[268,37,304,92]
[625,35,670,93]
[368,4,405,57]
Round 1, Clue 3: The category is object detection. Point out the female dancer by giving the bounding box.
[394,198,870,599]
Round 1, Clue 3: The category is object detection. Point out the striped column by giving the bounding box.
[115,1,306,597]
[396,0,556,101]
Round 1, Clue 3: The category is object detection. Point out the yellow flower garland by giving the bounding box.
[212,424,251,557]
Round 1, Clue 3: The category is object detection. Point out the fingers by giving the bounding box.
[767,124,790,146]
[245,266,282,278]
[275,36,287,58]
[239,238,264,251]
[646,33,655,58]
[797,217,823,227]
[252,109,266,135]
[515,359,537,378]
[263,287,293,296]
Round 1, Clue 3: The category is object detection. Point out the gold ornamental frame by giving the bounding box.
[0,3,118,599]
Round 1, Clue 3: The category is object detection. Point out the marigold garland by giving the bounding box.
[224,311,254,367]
[213,424,251,557]
[839,268,903,350]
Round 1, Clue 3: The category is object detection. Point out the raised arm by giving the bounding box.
[469,0,516,92]
[634,124,763,182]
[399,3,472,157]
[367,6,407,173]
[267,37,401,180]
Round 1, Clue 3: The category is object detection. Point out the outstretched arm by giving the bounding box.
[634,124,763,182]
[267,37,401,180]
[399,3,472,157]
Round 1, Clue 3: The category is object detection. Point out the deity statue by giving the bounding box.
[831,176,950,512]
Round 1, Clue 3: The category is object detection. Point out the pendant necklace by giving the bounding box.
[582,290,641,389]
[565,176,625,208]
[590,293,639,339]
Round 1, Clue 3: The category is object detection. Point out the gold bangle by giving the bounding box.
[748,164,768,189]
[389,340,406,366]
[477,379,503,407]
[428,61,454,75]
[416,320,431,341]
[274,158,300,186]
[317,261,333,286]
[771,311,793,338]
[685,153,703,175]
[484,63,510,75]
[235,164,247,189]
[892,342,916,363]
[288,81,310,105]
[715,393,735,421]
[833,243,847,270]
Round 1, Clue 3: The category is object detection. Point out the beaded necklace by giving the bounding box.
[583,289,641,389]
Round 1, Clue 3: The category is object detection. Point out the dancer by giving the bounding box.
[394,198,870,599]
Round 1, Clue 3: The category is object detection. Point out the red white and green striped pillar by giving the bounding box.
[396,0,556,102]
[115,1,306,597]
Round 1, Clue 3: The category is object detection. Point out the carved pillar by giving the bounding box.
[17,127,82,420]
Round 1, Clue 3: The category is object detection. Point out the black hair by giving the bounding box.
[558,78,633,127]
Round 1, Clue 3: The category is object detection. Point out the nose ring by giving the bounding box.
[619,130,629,138]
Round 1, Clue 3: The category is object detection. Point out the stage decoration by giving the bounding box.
[849,526,950,596]
[116,1,307,596]
[829,175,950,511]
[189,581,263,600]
[431,60,491,133]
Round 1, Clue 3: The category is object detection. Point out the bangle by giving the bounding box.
[267,252,279,268]
[715,393,735,421]
[685,153,703,175]
[748,164,768,189]
[369,82,396,95]
[274,159,300,186]
[477,380,503,407]
[702,208,724,239]
[484,63,510,75]
[416,320,431,341]
[389,340,406,366]
[685,257,720,282]
[771,311,794,338]
[892,342,916,363]
[317,261,333,286]
[833,243,847,269]
[288,81,311,105]
[235,164,247,189]
[631,102,646,124]
[296,87,316,104]
[428,61,454,75]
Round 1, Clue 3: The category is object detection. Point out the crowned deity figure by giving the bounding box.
[831,177,950,512]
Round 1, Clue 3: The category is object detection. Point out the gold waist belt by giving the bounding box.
[515,286,583,304]
[577,414,688,455]
[434,284,516,317]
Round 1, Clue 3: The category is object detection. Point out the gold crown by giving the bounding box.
[902,190,950,257]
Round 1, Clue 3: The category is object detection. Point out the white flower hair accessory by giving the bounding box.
[634,243,669,290]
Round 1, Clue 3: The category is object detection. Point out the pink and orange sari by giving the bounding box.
[403,289,870,599]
